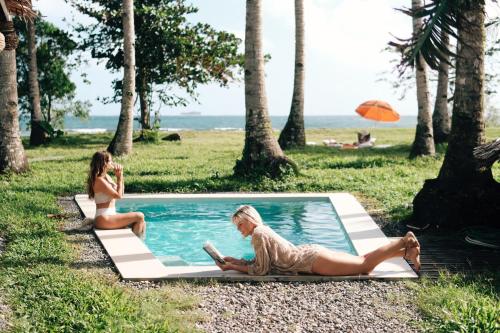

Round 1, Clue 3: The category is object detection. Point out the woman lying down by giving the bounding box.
[216,205,420,276]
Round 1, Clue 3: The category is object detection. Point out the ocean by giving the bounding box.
[19,115,417,135]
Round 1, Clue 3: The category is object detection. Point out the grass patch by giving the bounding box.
[413,273,499,332]
[0,127,499,331]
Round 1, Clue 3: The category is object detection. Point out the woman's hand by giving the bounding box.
[113,163,123,178]
[215,261,233,271]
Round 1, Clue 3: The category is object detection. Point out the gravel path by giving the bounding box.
[60,197,424,332]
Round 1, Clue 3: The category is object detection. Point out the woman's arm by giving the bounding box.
[216,261,249,273]
[224,256,251,266]
[94,177,122,199]
[114,164,124,196]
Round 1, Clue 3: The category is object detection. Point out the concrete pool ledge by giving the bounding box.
[74,193,418,281]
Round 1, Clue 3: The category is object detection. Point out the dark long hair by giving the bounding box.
[87,151,111,198]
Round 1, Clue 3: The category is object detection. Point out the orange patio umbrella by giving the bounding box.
[355,100,400,122]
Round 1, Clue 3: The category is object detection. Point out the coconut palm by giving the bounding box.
[234,0,296,178]
[107,0,135,156]
[0,0,34,173]
[27,12,47,146]
[432,30,451,144]
[396,0,498,228]
[278,0,305,150]
[409,0,435,158]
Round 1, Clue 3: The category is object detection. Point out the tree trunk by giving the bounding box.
[0,24,28,173]
[138,69,151,130]
[409,0,435,158]
[27,19,47,146]
[108,0,136,156]
[411,2,499,229]
[432,30,451,144]
[47,96,51,124]
[234,0,296,178]
[278,0,305,150]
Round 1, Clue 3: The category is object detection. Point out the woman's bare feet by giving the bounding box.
[403,231,420,249]
[405,246,421,272]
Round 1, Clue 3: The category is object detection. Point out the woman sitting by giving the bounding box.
[216,205,420,276]
[86,151,146,238]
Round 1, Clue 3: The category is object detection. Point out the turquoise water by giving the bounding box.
[116,198,356,266]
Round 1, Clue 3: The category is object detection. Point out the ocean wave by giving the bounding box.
[159,128,189,132]
[213,127,243,131]
[67,128,109,134]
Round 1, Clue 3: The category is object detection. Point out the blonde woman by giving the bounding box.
[216,205,420,276]
[86,151,146,238]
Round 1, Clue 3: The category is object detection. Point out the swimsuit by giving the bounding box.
[95,207,117,218]
[94,176,118,218]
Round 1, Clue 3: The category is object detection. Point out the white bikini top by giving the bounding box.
[94,192,113,204]
[94,176,117,204]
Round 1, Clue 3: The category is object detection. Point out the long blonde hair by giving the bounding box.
[232,205,263,226]
[86,151,111,198]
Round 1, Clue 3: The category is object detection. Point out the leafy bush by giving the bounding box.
[139,129,161,144]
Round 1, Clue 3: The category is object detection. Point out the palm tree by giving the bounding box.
[108,0,135,156]
[409,0,435,158]
[397,0,498,228]
[27,12,47,146]
[432,30,451,144]
[278,0,305,150]
[234,0,296,178]
[0,0,34,173]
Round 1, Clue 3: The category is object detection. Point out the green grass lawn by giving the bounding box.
[0,128,499,332]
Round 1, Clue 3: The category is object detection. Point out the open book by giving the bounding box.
[203,241,226,264]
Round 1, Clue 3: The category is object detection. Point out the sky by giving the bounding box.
[33,0,500,117]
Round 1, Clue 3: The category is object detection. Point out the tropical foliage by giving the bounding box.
[15,17,90,130]
[70,0,242,129]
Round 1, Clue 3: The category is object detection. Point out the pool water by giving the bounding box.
[116,198,356,266]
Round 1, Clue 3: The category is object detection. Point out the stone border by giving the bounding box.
[75,193,417,281]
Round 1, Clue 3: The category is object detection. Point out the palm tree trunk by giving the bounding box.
[27,18,47,146]
[409,0,435,158]
[0,20,28,173]
[234,0,296,178]
[108,0,135,156]
[138,69,151,130]
[411,2,498,229]
[432,30,451,144]
[278,0,305,150]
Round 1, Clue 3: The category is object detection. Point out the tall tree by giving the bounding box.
[26,13,47,145]
[432,30,451,144]
[0,0,33,173]
[409,0,435,158]
[396,0,498,228]
[108,0,135,156]
[71,0,242,130]
[234,0,296,178]
[278,0,305,150]
[15,17,90,132]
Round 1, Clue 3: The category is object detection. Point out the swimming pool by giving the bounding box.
[75,193,417,280]
[116,197,357,266]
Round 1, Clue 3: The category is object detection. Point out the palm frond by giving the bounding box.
[3,0,36,19]
[390,0,460,74]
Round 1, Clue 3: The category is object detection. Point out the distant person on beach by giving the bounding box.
[216,205,420,276]
[86,151,146,238]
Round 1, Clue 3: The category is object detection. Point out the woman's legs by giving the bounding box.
[95,212,146,237]
[311,232,420,276]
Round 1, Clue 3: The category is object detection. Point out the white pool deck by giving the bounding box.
[74,193,418,281]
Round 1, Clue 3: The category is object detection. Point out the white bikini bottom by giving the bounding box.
[95,207,117,218]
